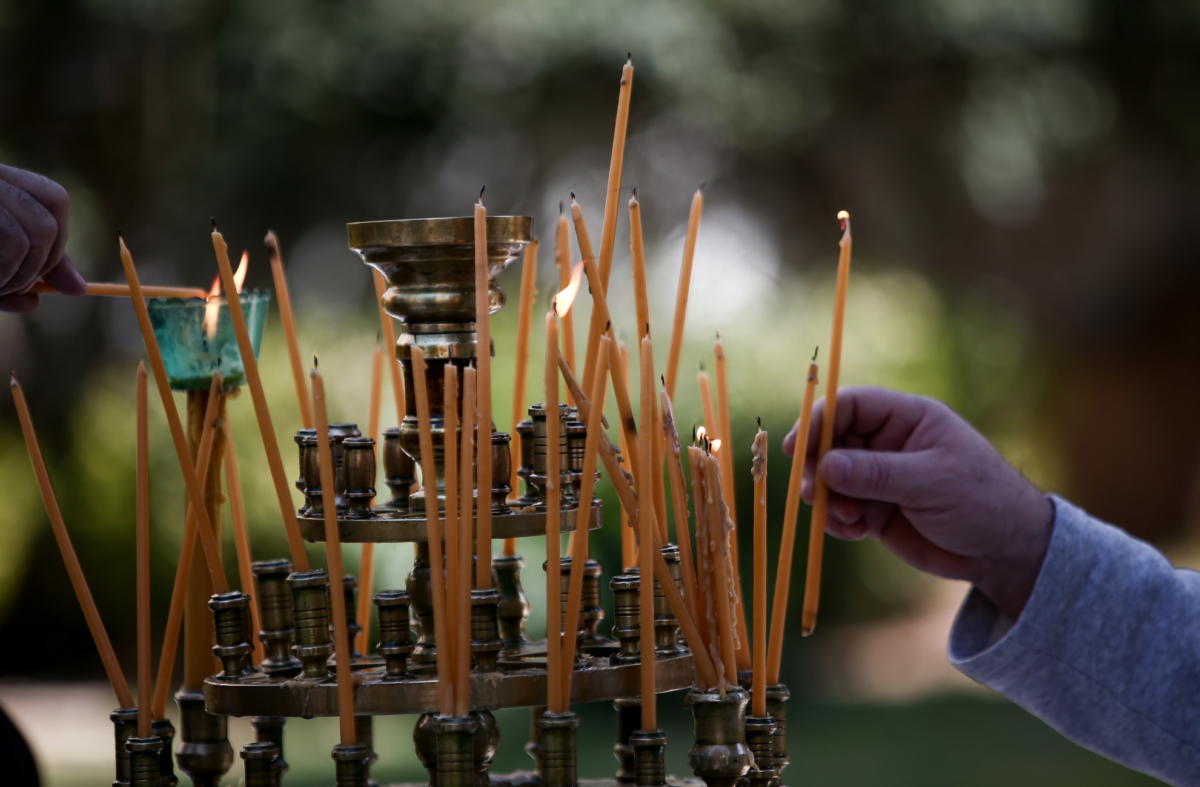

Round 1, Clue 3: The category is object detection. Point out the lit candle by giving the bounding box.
[556,210,577,386]
[506,238,540,557]
[698,364,717,436]
[311,364,357,745]
[704,449,739,687]
[545,308,564,713]
[474,196,495,589]
[11,373,135,709]
[265,230,313,429]
[803,211,853,637]
[750,423,768,717]
[31,281,209,299]
[135,362,152,735]
[659,389,699,614]
[767,350,818,682]
[638,336,657,730]
[210,226,308,571]
[713,334,749,671]
[665,187,703,399]
[410,345,452,714]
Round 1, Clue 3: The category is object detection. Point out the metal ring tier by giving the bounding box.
[297,500,603,543]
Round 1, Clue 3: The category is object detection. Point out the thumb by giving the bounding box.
[819,448,928,505]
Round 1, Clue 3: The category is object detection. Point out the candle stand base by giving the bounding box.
[433,714,481,787]
[175,689,233,787]
[686,688,751,787]
[743,714,778,787]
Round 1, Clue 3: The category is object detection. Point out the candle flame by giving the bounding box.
[553,261,584,318]
[203,251,250,337]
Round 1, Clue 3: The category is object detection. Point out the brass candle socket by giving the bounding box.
[581,558,617,656]
[250,716,287,775]
[432,714,480,787]
[209,590,255,679]
[609,574,641,665]
[175,688,233,787]
[493,554,531,651]
[125,735,164,787]
[382,428,416,512]
[685,687,752,787]
[111,707,137,786]
[341,575,364,663]
[527,403,572,507]
[630,730,668,787]
[765,684,790,780]
[288,569,333,679]
[612,698,641,785]
[374,589,414,677]
[152,717,178,786]
[342,436,377,520]
[295,430,321,515]
[408,543,437,668]
[514,420,536,505]
[329,422,362,511]
[331,742,373,787]
[565,419,587,501]
[535,710,579,787]
[252,558,302,678]
[470,587,503,672]
[241,741,284,787]
[347,215,532,514]
[743,714,778,787]
[490,431,513,512]
[654,546,683,656]
[547,557,584,663]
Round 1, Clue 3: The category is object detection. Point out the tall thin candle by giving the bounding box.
[135,362,152,735]
[120,236,229,589]
[411,346,452,714]
[767,351,818,681]
[750,424,769,717]
[665,187,703,399]
[545,308,564,712]
[458,367,477,714]
[265,230,313,429]
[224,425,265,666]
[312,365,357,745]
[713,335,749,671]
[442,365,461,713]
[356,343,385,654]
[210,227,308,571]
[638,336,657,730]
[31,281,208,299]
[659,389,699,611]
[598,57,635,289]
[474,197,495,588]
[152,377,222,718]
[12,374,135,709]
[570,198,607,397]
[555,211,577,383]
[506,238,539,555]
[802,212,853,637]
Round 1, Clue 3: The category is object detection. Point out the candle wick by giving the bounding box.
[570,192,577,201]
[812,346,820,362]
[478,184,486,203]
[631,186,638,200]
[312,354,319,369]
[210,217,218,231]
[698,181,707,194]
[559,200,564,216]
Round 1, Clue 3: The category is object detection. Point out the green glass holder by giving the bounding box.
[147,290,269,390]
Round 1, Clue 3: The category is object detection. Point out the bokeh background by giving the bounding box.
[2,0,1198,784]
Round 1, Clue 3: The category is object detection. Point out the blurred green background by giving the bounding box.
[2,0,1197,784]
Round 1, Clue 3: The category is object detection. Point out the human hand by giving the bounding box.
[783,387,1054,618]
[0,164,85,312]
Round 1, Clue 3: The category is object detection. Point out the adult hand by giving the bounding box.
[0,164,85,312]
[783,387,1054,618]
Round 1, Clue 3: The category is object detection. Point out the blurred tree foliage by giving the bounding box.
[1,0,1198,712]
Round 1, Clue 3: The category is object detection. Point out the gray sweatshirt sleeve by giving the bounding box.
[949,495,1200,785]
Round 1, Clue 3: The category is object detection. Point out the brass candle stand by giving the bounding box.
[145,215,803,787]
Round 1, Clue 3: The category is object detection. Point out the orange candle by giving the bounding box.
[665,187,703,399]
[372,270,407,426]
[135,362,152,734]
[703,450,739,687]
[442,364,461,713]
[803,212,853,637]
[615,342,637,569]
[628,192,651,341]
[638,337,658,729]
[555,211,577,385]
[598,57,635,289]
[210,228,308,571]
[356,343,385,654]
[713,335,749,671]
[411,346,452,714]
[473,198,495,589]
[265,230,313,429]
[31,281,208,299]
[458,366,477,714]
[698,365,717,436]
[12,374,135,709]
[607,336,640,482]
[151,379,222,718]
[506,238,540,554]
[545,308,564,713]
[223,424,265,666]
[561,335,609,702]
[767,351,818,682]
[120,237,229,590]
[658,389,699,612]
[312,365,357,745]
[750,424,769,717]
